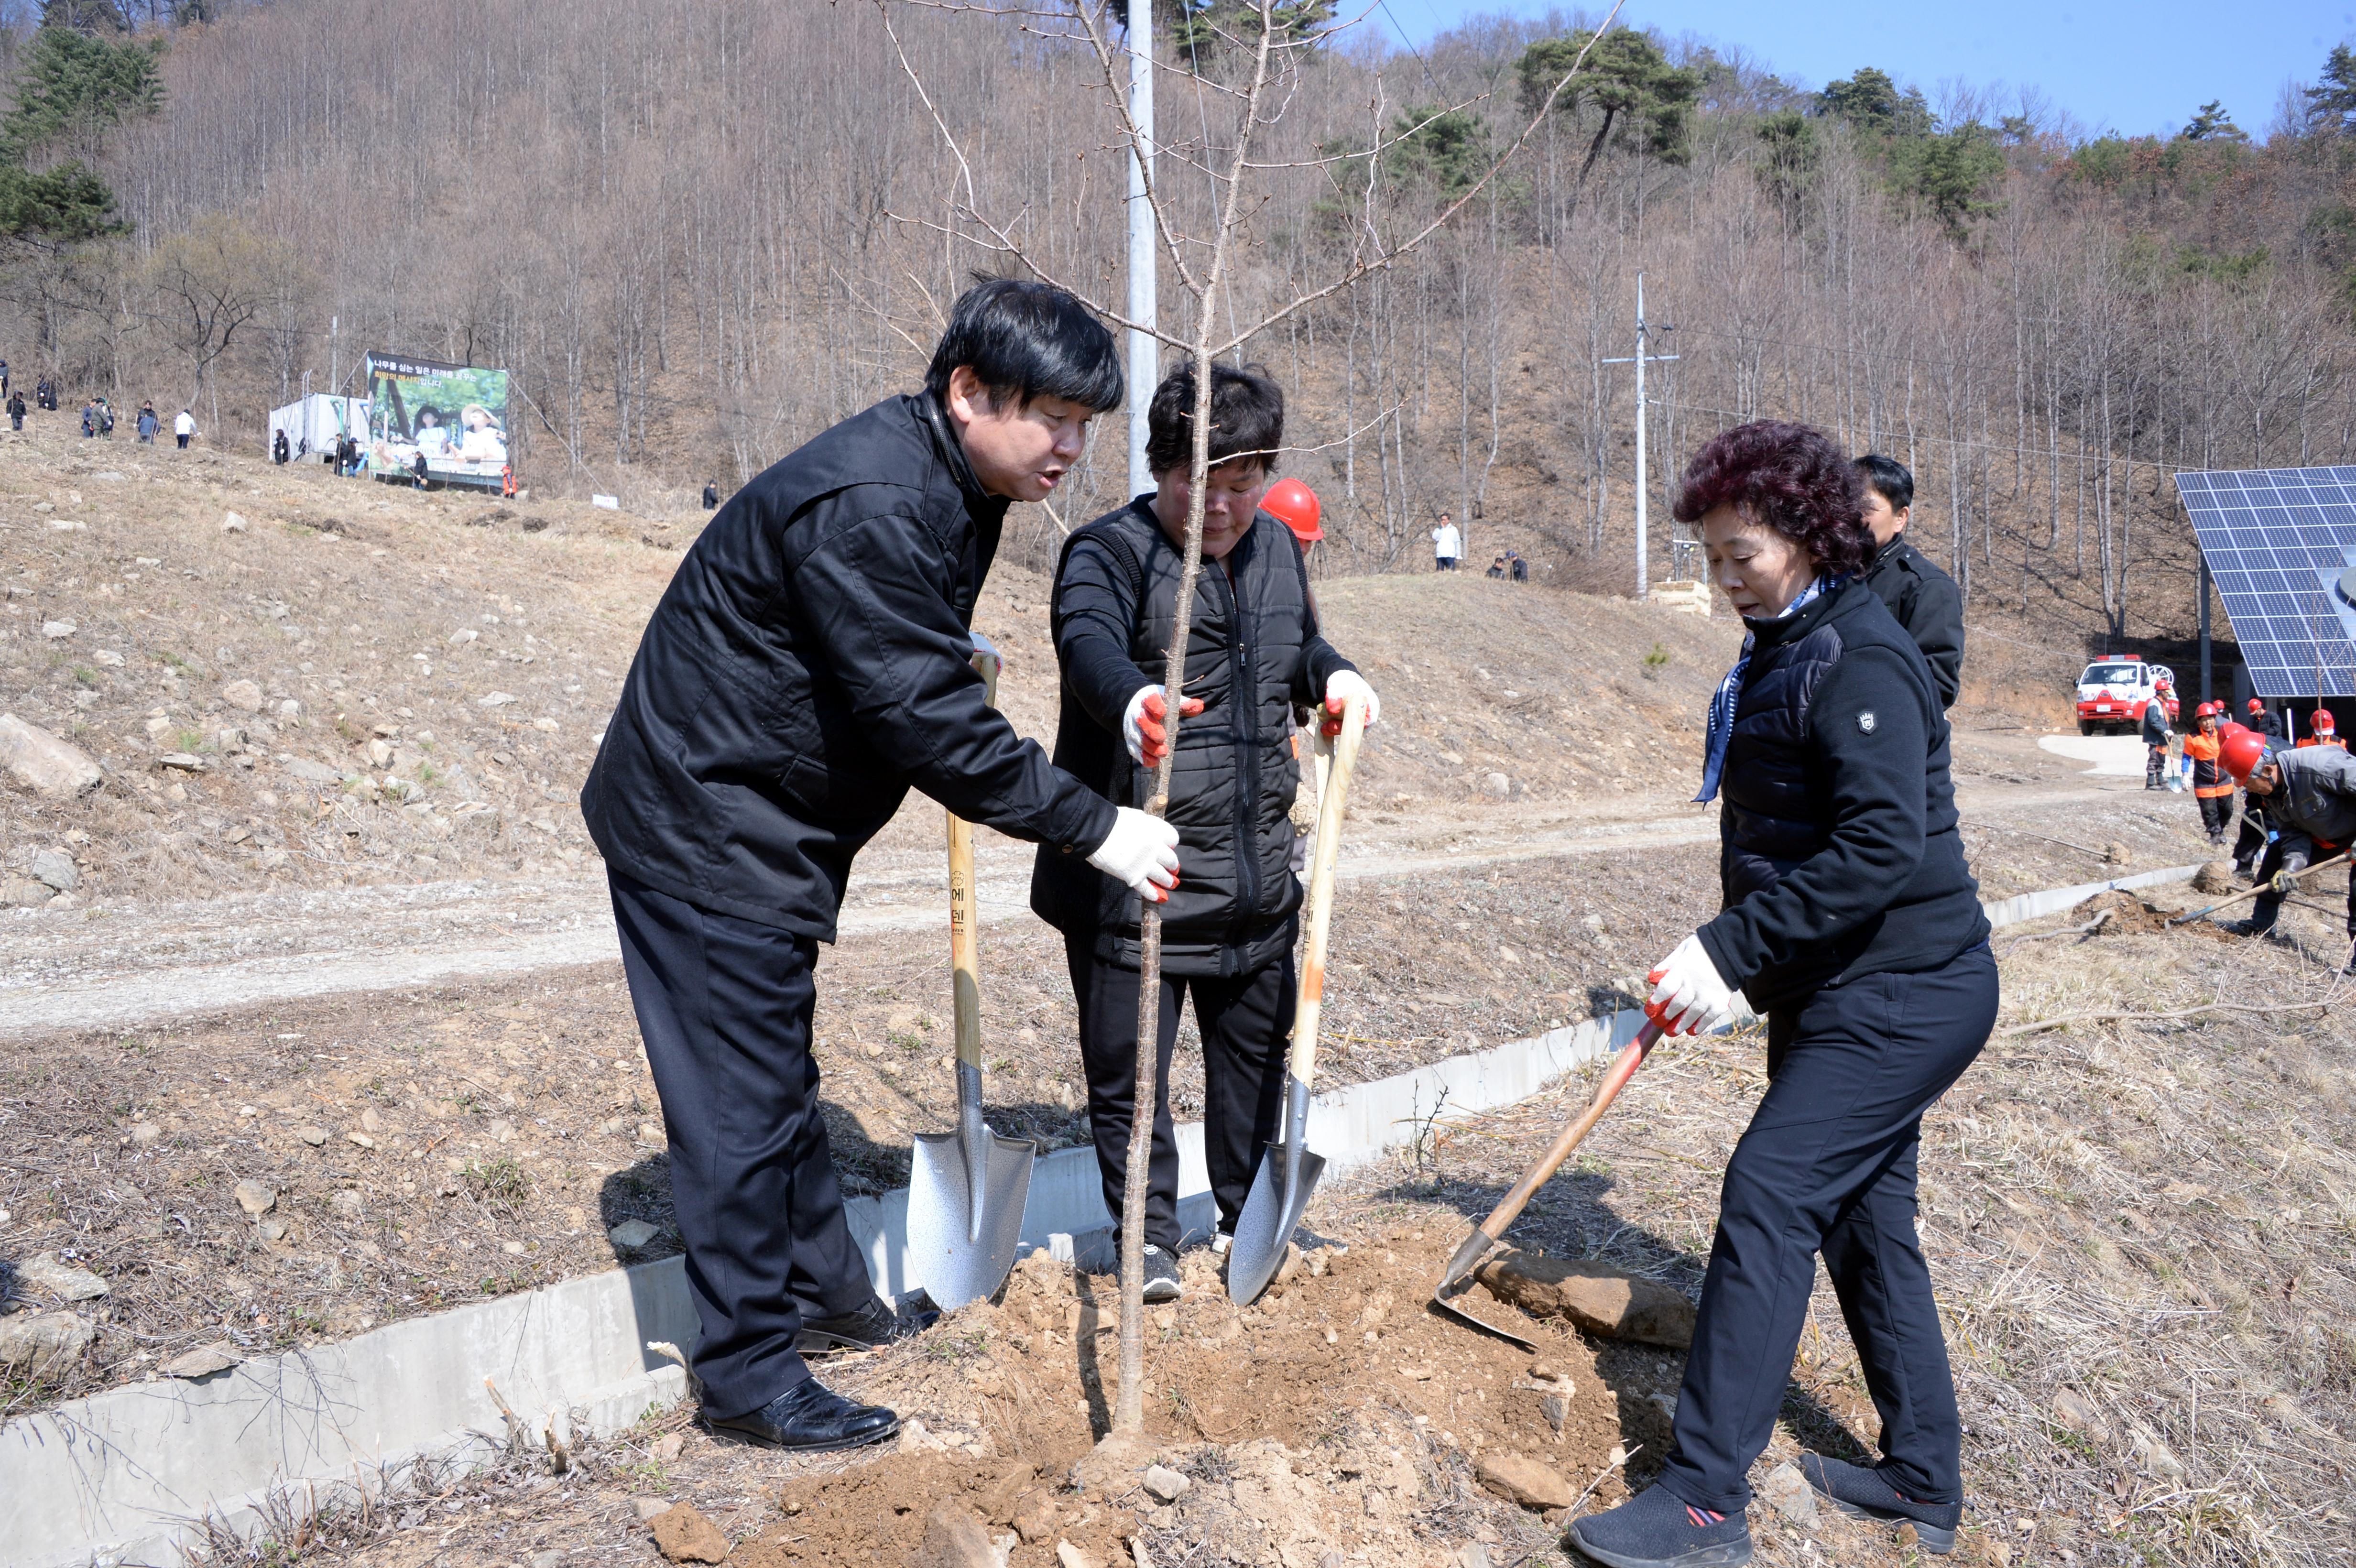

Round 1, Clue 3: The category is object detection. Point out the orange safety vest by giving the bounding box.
[2184,732,2233,797]
[2296,734,2345,750]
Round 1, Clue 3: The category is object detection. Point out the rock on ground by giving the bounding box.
[160,1343,241,1380]
[233,1179,277,1215]
[20,1252,109,1302]
[1473,1451,1574,1510]
[0,714,102,798]
[913,1505,1001,1568]
[2192,860,2236,893]
[0,1311,95,1380]
[650,1500,732,1563]
[1760,1461,1817,1526]
[1473,1251,1696,1347]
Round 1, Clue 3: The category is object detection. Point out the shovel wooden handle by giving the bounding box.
[1289,696,1367,1089]
[947,635,1003,1074]
[1472,1020,1662,1248]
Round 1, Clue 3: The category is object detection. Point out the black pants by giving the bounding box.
[1066,940,1291,1252]
[2197,794,2230,839]
[609,871,873,1419]
[176,433,189,448]
[1658,942,1997,1515]
[2234,798,2268,870]
[2145,743,2169,787]
[2246,832,2356,935]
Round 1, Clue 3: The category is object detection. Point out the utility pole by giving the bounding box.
[1603,273,1678,599]
[1125,0,1156,500]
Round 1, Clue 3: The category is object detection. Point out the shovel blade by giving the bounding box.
[905,1125,1035,1312]
[1226,1140,1326,1304]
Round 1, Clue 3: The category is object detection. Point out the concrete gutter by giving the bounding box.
[0,865,2192,1568]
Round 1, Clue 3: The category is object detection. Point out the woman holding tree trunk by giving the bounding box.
[1032,363,1379,1303]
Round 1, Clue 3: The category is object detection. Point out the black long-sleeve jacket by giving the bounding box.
[581,393,1117,937]
[1863,535,1964,708]
[1698,580,1988,1010]
[1032,500,1353,976]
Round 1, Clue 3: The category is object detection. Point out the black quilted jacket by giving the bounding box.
[1699,579,1988,1010]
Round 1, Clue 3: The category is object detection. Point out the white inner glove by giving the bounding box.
[1087,806,1181,902]
[1324,669,1382,727]
[1646,934,1736,1037]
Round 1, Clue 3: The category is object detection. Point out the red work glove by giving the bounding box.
[1124,686,1206,767]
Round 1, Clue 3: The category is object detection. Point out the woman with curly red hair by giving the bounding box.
[1570,421,1993,1568]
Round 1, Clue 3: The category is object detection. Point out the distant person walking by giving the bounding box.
[413,448,430,489]
[273,428,290,465]
[1508,549,1528,582]
[1431,512,1462,571]
[7,390,24,431]
[2141,681,2174,789]
[136,401,159,443]
[0,357,10,397]
[174,408,195,449]
[703,479,720,509]
[80,400,97,438]
[37,375,56,411]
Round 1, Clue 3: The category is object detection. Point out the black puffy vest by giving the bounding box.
[1720,616,1849,906]
[1031,503,1331,977]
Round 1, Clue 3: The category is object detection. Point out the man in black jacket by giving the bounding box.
[1033,363,1378,1303]
[1855,456,1964,708]
[582,280,1180,1454]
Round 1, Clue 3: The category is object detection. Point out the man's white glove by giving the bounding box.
[1645,934,1736,1037]
[1088,806,1182,903]
[1320,669,1382,736]
[1121,685,1206,767]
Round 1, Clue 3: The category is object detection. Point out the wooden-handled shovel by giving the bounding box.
[1226,694,1367,1304]
[1429,1017,1664,1350]
[905,633,1037,1311]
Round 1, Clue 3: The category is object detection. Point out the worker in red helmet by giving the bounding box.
[2219,729,2356,954]
[1261,476,1323,553]
[2141,679,2175,789]
[2299,708,2345,750]
[2183,704,2231,843]
[2247,697,2285,740]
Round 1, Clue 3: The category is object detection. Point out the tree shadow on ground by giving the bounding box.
[1374,1162,1878,1489]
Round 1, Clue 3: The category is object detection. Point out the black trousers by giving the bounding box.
[609,871,873,1419]
[1658,942,1997,1515]
[2198,794,2231,838]
[2246,832,2356,935]
[2145,743,2169,787]
[1066,940,1291,1252]
[2234,798,2269,870]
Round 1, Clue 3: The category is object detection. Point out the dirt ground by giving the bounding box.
[72,871,2356,1568]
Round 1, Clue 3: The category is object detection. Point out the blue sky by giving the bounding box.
[1360,1,2352,140]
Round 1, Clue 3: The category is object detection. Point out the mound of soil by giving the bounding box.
[745,1237,1666,1567]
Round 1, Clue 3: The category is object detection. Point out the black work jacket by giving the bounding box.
[1032,500,1353,976]
[1862,536,1964,708]
[581,393,1117,938]
[1698,580,1988,1011]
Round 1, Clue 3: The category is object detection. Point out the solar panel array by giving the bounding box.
[2175,466,2356,699]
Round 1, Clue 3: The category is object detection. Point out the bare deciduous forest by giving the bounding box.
[7,0,2356,643]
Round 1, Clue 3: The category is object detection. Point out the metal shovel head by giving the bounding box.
[905,1123,1035,1312]
[1226,1139,1326,1304]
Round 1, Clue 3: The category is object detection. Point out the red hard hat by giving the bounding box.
[2221,728,2270,781]
[2315,708,2336,730]
[2247,698,2266,713]
[1262,477,1323,544]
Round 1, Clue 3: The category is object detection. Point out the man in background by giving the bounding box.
[174,408,195,449]
[1854,455,1963,708]
[2141,679,2175,789]
[1432,512,1462,571]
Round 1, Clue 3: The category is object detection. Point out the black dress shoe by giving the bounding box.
[702,1378,899,1452]
[795,1295,938,1356]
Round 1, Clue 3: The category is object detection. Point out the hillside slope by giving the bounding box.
[1,419,1750,911]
